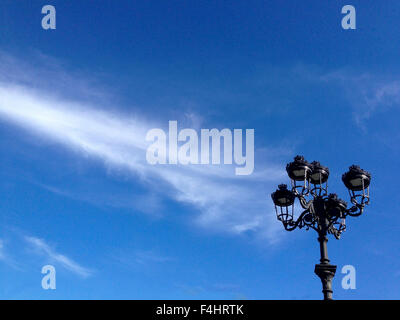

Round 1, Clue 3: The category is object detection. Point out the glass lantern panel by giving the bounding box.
[311,172,321,181]
[293,168,306,178]
[350,178,363,187]
[277,197,289,206]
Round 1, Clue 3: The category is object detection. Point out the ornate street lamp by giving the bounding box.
[271,156,371,300]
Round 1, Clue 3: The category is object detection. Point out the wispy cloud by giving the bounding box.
[134,250,174,265]
[321,70,400,127]
[0,239,6,261]
[0,238,23,270]
[0,53,286,242]
[175,282,246,299]
[24,236,93,278]
[108,248,174,272]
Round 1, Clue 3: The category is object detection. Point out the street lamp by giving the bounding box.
[271,156,371,300]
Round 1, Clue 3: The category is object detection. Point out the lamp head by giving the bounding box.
[286,155,312,182]
[271,184,295,207]
[310,161,330,185]
[342,165,371,191]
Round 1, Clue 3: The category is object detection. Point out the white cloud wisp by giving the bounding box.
[0,55,287,242]
[25,236,93,278]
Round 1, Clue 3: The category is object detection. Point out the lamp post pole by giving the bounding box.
[271,156,371,300]
[314,199,336,300]
[314,241,336,300]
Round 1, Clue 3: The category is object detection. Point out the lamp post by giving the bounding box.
[271,156,371,300]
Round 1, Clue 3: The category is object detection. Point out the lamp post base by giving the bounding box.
[314,264,337,300]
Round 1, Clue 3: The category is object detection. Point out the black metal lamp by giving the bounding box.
[271,184,295,224]
[342,165,371,208]
[326,193,347,218]
[342,165,371,191]
[286,155,312,195]
[310,161,329,196]
[270,156,371,300]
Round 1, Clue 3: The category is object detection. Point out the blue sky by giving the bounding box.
[0,0,399,299]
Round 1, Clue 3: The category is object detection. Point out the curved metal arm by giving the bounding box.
[328,221,346,240]
[282,209,310,231]
[282,208,319,233]
[297,194,314,210]
[344,204,364,217]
